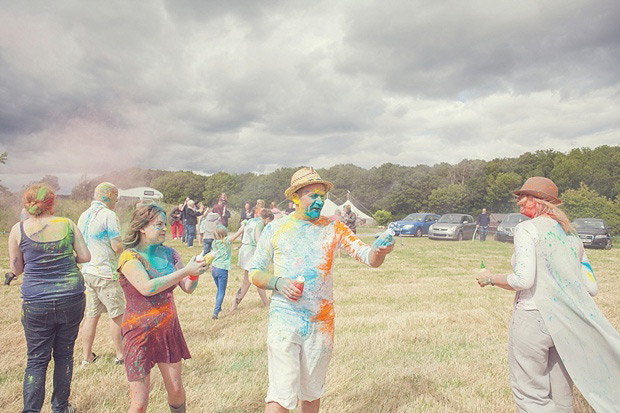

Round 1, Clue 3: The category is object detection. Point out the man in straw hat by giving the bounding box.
[248,167,394,412]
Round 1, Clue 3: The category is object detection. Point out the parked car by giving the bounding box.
[496,213,531,242]
[428,214,476,241]
[572,218,612,250]
[388,213,440,237]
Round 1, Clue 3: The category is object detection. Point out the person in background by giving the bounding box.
[8,183,91,413]
[212,193,231,228]
[254,199,265,219]
[284,201,295,215]
[196,202,205,244]
[343,204,357,234]
[240,202,254,222]
[230,208,274,312]
[249,167,394,412]
[209,225,243,319]
[117,203,207,413]
[78,182,125,366]
[270,201,282,219]
[201,207,220,256]
[169,204,183,241]
[180,197,190,243]
[183,200,203,248]
[476,177,620,412]
[476,208,490,241]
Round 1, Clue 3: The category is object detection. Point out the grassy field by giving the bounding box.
[1,229,618,412]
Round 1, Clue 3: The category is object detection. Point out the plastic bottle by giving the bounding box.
[372,228,395,249]
[293,276,305,294]
[196,251,215,266]
[480,260,485,271]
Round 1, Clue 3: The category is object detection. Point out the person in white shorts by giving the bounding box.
[249,167,394,412]
[77,182,125,364]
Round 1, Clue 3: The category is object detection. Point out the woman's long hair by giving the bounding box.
[22,183,55,216]
[532,197,574,235]
[123,203,166,249]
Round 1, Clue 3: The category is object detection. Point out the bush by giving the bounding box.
[373,210,393,226]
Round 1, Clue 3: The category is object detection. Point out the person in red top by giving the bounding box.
[117,203,207,413]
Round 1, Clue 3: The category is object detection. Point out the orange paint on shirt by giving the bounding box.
[311,299,335,341]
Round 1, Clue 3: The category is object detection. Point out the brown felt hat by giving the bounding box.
[512,177,562,205]
[284,167,333,200]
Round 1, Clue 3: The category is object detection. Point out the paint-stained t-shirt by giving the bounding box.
[78,201,121,279]
[249,215,372,325]
[211,237,231,270]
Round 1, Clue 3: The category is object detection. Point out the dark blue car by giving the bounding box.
[388,213,440,237]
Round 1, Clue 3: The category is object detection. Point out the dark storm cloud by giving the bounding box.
[1,0,619,193]
[338,0,620,98]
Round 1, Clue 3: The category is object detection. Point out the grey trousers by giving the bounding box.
[508,308,574,412]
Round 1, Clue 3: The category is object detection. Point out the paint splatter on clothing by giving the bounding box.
[117,247,190,381]
[211,237,232,271]
[78,201,121,279]
[19,218,84,301]
[507,216,620,411]
[249,215,372,342]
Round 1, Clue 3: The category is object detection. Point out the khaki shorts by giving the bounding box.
[83,273,125,318]
[266,313,333,410]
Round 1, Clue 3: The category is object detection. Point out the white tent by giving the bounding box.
[320,198,342,218]
[118,187,163,201]
[341,200,375,226]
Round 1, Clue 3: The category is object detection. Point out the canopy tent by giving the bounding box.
[341,199,374,225]
[320,198,342,218]
[118,187,163,201]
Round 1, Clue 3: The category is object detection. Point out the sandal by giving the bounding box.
[81,353,98,365]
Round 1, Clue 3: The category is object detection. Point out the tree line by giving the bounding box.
[2,145,619,234]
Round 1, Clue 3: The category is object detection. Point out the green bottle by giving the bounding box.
[480,260,485,270]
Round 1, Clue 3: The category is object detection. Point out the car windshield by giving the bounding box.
[573,220,605,229]
[403,214,425,222]
[438,214,463,224]
[503,214,528,224]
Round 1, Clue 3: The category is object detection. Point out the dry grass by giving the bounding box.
[1,230,617,412]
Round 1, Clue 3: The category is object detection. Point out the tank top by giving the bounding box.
[19,218,85,301]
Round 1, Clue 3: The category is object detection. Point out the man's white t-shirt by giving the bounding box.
[78,201,121,279]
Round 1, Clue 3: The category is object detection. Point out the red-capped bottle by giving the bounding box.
[293,275,305,295]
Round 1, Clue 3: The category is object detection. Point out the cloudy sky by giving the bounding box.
[1,0,619,193]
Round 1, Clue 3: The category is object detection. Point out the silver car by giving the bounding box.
[428,214,476,241]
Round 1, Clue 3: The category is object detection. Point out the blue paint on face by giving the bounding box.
[304,194,324,219]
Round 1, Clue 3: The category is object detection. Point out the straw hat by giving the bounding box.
[284,167,333,200]
[512,177,562,205]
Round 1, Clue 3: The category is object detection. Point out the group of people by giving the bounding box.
[6,169,620,412]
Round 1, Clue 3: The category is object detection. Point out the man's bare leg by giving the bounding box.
[81,315,100,361]
[299,399,320,413]
[265,401,289,413]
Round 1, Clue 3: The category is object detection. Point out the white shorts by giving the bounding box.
[265,313,333,410]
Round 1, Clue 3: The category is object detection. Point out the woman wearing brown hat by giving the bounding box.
[476,177,620,412]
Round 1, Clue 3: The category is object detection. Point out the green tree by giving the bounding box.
[373,210,393,226]
[151,171,207,204]
[561,183,620,235]
[0,152,7,192]
[427,184,468,214]
[485,172,522,213]
[27,175,60,192]
[203,172,241,207]
[71,174,96,200]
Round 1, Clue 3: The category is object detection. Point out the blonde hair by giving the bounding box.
[531,197,574,235]
[123,203,166,248]
[213,225,228,240]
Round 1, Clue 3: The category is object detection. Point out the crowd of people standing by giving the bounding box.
[5,171,620,412]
